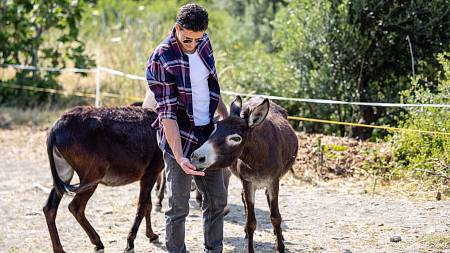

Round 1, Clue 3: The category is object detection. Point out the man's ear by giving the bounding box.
[175,23,182,32]
[230,96,242,116]
[247,98,269,128]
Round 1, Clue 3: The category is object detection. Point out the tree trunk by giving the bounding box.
[31,26,43,80]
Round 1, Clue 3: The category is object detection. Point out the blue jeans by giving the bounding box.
[164,152,227,253]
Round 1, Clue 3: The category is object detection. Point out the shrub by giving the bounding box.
[392,51,450,182]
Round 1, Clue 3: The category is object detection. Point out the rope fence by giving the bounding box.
[1,64,449,136]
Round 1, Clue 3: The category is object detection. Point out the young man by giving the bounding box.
[146,3,228,253]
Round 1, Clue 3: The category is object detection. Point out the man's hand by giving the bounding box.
[176,156,205,176]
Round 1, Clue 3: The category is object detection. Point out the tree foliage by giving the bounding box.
[268,0,450,137]
[0,0,94,106]
[392,50,450,181]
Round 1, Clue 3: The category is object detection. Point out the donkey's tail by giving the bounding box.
[47,126,69,196]
[288,144,300,179]
[46,125,98,196]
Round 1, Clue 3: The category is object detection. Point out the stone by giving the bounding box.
[390,235,402,242]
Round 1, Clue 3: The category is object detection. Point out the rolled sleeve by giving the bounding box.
[146,57,178,121]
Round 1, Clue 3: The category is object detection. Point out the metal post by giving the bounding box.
[95,66,101,107]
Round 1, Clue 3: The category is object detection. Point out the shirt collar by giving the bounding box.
[170,27,184,58]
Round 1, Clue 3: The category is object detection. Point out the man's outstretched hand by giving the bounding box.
[176,157,205,176]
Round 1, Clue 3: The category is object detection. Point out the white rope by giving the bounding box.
[220,91,450,108]
[99,67,146,81]
[2,64,449,108]
[1,64,96,73]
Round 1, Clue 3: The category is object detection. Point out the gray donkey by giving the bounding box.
[190,96,298,253]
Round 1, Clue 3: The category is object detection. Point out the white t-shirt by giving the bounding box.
[187,50,210,126]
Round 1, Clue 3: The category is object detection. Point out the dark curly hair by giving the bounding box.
[176,3,208,32]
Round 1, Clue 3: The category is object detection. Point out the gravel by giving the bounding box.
[0,127,449,253]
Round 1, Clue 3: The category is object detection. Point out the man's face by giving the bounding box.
[175,24,204,53]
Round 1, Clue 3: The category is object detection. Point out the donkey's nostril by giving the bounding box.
[199,157,206,163]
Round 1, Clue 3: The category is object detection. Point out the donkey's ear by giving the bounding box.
[230,96,242,116]
[247,98,269,128]
[213,115,221,123]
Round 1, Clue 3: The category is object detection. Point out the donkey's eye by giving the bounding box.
[230,136,241,142]
[226,134,242,146]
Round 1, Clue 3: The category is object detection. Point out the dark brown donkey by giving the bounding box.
[43,106,164,253]
[190,96,298,253]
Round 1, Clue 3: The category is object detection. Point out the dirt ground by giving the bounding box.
[0,127,449,253]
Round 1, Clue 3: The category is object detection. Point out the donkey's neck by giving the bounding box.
[239,130,268,167]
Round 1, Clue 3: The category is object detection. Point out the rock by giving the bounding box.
[390,235,402,242]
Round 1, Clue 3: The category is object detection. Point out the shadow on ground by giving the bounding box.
[225,203,290,230]
[224,236,298,253]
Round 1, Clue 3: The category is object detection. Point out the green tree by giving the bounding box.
[347,0,449,138]
[0,0,94,106]
[272,0,449,138]
[220,0,288,49]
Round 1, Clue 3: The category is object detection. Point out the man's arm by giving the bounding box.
[162,119,204,176]
[147,56,204,176]
[217,96,229,119]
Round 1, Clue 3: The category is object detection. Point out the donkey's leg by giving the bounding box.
[68,186,104,252]
[155,170,165,212]
[145,170,161,242]
[125,171,159,252]
[195,187,202,207]
[154,169,162,191]
[241,180,257,253]
[223,168,232,216]
[264,188,273,233]
[43,189,65,253]
[145,205,159,242]
[265,180,285,253]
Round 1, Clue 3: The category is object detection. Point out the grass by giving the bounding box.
[423,232,450,250]
[0,106,63,129]
[364,175,450,201]
[6,247,20,253]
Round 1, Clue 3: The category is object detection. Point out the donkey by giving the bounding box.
[43,106,164,253]
[190,96,298,253]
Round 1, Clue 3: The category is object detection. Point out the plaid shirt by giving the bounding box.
[146,28,221,158]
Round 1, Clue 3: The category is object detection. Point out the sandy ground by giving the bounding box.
[0,127,449,253]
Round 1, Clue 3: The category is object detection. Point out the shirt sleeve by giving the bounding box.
[146,56,178,121]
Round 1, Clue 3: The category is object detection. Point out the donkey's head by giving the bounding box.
[190,96,270,170]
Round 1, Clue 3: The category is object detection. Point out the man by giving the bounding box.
[145,3,228,253]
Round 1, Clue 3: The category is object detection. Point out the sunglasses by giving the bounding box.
[182,37,203,45]
[177,26,204,45]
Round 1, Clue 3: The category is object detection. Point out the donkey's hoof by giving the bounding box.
[149,233,159,243]
[276,246,285,253]
[94,247,105,253]
[124,247,134,253]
